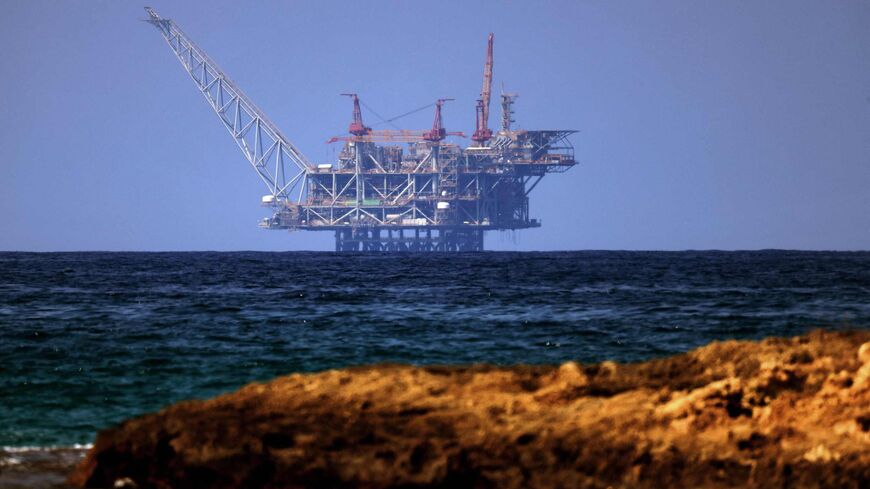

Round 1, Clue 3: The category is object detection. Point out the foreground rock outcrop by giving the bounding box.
[71,330,870,488]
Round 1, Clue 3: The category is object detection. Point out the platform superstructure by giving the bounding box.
[145,8,577,251]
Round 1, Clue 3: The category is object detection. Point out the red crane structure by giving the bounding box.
[472,33,494,145]
[327,95,463,144]
[343,93,371,137]
[423,99,463,142]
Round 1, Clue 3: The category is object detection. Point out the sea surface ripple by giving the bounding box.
[1,251,868,447]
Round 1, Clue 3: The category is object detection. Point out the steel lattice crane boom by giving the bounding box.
[472,33,494,144]
[144,7,312,204]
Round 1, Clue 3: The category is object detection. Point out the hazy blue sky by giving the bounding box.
[2,1,868,251]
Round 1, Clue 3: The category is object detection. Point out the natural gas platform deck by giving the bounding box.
[145,8,577,251]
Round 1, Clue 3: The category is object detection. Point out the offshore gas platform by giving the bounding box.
[145,8,577,251]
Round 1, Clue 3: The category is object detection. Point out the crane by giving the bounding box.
[326,95,464,144]
[471,33,494,145]
[143,7,312,204]
[423,98,465,142]
[342,93,371,136]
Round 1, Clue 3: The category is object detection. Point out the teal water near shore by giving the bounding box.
[1,251,868,448]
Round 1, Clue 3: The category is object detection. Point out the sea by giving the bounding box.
[1,251,868,485]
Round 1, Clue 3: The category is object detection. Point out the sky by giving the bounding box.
[1,1,868,251]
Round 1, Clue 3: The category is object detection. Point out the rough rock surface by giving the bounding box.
[70,330,870,488]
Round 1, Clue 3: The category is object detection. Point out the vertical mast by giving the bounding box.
[500,92,518,133]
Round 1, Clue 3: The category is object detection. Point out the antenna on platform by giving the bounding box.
[500,92,518,133]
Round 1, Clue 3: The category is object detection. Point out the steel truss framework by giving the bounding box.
[293,169,537,228]
[335,228,484,252]
[145,7,311,203]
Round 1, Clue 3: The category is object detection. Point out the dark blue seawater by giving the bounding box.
[1,251,868,448]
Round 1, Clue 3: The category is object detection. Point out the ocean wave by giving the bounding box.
[1,444,92,453]
[0,444,91,468]
[0,444,90,487]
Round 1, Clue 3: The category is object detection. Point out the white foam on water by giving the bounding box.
[0,443,93,453]
[0,444,92,468]
[0,455,22,466]
[0,444,91,487]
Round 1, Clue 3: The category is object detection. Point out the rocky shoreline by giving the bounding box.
[70,330,870,488]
